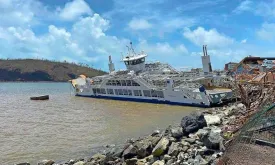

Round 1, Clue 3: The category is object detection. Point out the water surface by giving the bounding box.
[0,82,199,164]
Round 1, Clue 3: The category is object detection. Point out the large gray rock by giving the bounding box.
[73,161,84,165]
[194,155,208,165]
[104,146,124,161]
[170,126,183,139]
[88,153,106,164]
[133,136,161,158]
[122,145,138,159]
[180,113,207,134]
[37,160,55,165]
[125,158,138,165]
[167,142,181,156]
[201,128,223,150]
[204,115,221,126]
[152,137,169,157]
[195,128,210,139]
[152,160,165,165]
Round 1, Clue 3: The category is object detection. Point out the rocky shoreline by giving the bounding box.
[16,102,247,165]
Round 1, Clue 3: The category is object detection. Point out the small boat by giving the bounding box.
[30,95,49,100]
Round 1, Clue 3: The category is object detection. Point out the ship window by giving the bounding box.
[100,88,106,94]
[121,80,126,86]
[118,89,123,95]
[126,80,132,86]
[128,90,132,96]
[114,89,118,95]
[143,90,151,97]
[134,90,141,96]
[132,80,140,86]
[111,80,116,86]
[107,89,114,95]
[116,80,121,86]
[151,90,158,97]
[123,89,128,95]
[92,88,96,94]
[156,91,164,98]
[141,58,145,62]
[125,61,129,65]
[106,80,112,85]
[96,88,100,94]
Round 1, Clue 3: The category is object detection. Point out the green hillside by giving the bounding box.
[0,59,106,81]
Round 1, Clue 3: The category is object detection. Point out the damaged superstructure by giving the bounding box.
[71,43,233,107]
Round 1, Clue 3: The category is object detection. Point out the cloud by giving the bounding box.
[255,0,275,17]
[257,23,275,41]
[59,0,93,21]
[241,39,247,43]
[183,27,234,48]
[137,40,188,57]
[233,0,253,14]
[233,0,275,18]
[128,18,152,30]
[0,13,129,70]
[0,0,48,27]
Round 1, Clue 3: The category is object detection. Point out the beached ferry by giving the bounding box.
[71,43,233,107]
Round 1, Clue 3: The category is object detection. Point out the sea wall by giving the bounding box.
[16,103,247,165]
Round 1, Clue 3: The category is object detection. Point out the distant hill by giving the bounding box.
[0,59,106,81]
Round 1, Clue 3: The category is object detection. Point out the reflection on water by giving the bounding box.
[0,82,199,164]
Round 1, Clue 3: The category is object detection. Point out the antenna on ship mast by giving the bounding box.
[130,41,136,55]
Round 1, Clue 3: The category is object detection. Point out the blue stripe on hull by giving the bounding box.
[75,94,210,108]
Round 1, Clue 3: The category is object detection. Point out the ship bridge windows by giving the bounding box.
[106,80,140,86]
[124,58,145,66]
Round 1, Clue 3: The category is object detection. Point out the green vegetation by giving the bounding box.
[0,59,106,81]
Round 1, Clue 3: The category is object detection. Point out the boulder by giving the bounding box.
[167,142,181,156]
[237,103,245,109]
[15,163,30,165]
[180,113,207,134]
[170,126,183,139]
[104,146,124,161]
[204,115,221,126]
[152,137,169,157]
[195,128,210,139]
[166,159,175,165]
[163,154,171,161]
[184,138,196,144]
[125,158,138,165]
[136,158,147,165]
[194,155,208,165]
[201,129,223,150]
[177,152,185,161]
[37,160,55,165]
[122,145,138,159]
[145,155,155,164]
[133,136,161,158]
[152,130,161,136]
[73,161,85,165]
[152,160,165,165]
[88,153,106,164]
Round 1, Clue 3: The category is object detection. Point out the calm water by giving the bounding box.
[0,82,199,164]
